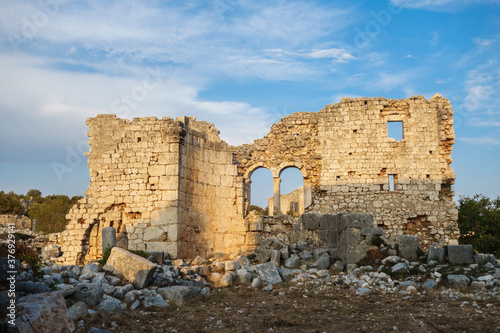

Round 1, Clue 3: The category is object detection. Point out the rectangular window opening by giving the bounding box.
[387,121,403,141]
[388,174,397,191]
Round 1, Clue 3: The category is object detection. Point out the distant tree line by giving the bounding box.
[0,189,82,234]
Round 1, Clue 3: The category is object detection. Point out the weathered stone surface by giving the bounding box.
[12,291,74,333]
[17,281,50,294]
[391,262,408,274]
[143,294,169,308]
[271,250,281,268]
[278,268,301,282]
[102,226,117,251]
[236,268,252,285]
[192,256,206,265]
[312,252,331,270]
[255,262,282,285]
[397,235,419,261]
[361,227,384,236]
[97,297,123,316]
[225,260,240,271]
[447,245,474,265]
[74,282,104,306]
[447,274,470,287]
[220,272,234,287]
[422,279,438,290]
[427,246,445,265]
[104,247,157,289]
[300,213,321,230]
[81,263,100,279]
[42,244,61,257]
[158,286,201,306]
[284,254,301,269]
[68,301,88,321]
[346,245,371,264]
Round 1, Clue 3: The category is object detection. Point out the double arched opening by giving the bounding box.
[243,162,312,217]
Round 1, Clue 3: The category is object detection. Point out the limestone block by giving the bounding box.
[12,292,74,333]
[148,165,166,177]
[346,245,371,264]
[158,286,201,306]
[104,247,157,289]
[427,246,445,264]
[300,213,321,230]
[143,227,167,241]
[255,262,282,285]
[447,245,473,265]
[397,235,419,261]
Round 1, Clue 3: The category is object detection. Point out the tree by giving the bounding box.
[249,205,267,215]
[28,195,77,234]
[0,191,23,215]
[458,194,500,256]
[25,189,43,203]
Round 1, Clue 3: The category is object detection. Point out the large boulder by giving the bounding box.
[104,247,157,289]
[10,291,74,333]
[255,262,282,285]
[157,286,202,306]
[447,274,470,287]
[81,263,100,279]
[284,254,301,269]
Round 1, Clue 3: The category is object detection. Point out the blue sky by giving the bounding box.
[0,0,499,208]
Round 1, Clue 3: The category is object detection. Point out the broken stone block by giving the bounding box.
[447,274,470,287]
[12,291,74,333]
[97,297,123,316]
[422,279,438,291]
[346,245,371,264]
[270,249,281,268]
[42,244,61,257]
[224,260,240,271]
[157,285,201,306]
[341,213,374,228]
[397,235,419,261]
[427,246,445,265]
[74,282,104,306]
[104,247,157,289]
[102,226,117,251]
[447,245,474,265]
[81,263,100,279]
[255,262,282,285]
[284,254,301,268]
[312,252,331,270]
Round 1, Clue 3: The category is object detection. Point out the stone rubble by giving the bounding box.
[2,238,499,333]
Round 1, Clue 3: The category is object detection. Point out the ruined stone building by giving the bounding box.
[57,94,459,265]
[267,187,305,216]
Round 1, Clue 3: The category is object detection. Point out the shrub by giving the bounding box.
[0,242,44,280]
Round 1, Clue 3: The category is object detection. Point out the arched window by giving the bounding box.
[279,166,305,216]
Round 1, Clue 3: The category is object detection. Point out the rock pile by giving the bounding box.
[1,236,499,332]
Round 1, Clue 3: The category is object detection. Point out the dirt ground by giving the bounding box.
[76,284,500,333]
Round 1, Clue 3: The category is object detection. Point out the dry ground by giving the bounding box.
[76,284,500,333]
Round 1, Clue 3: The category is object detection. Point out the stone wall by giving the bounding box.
[268,187,305,216]
[58,94,459,265]
[0,215,31,230]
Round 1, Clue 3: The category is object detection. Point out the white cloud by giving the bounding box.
[307,48,356,63]
[458,137,500,146]
[389,0,500,11]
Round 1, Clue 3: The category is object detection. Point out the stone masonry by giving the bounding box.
[57,94,459,265]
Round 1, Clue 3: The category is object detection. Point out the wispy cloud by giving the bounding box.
[390,0,500,11]
[458,137,500,146]
[307,48,356,63]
